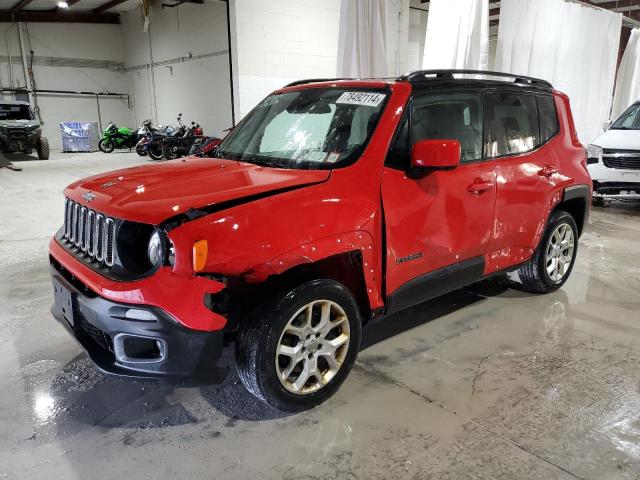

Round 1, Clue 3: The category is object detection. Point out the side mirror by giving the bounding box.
[409,139,461,176]
[603,120,612,131]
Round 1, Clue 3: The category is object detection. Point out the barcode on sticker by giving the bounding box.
[335,92,386,107]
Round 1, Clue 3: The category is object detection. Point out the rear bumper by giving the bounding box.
[51,262,224,380]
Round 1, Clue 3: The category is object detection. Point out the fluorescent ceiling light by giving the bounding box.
[57,1,69,8]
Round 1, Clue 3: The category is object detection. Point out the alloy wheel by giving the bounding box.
[545,223,575,283]
[275,300,350,395]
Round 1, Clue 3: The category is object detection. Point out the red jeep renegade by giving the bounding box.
[50,70,591,411]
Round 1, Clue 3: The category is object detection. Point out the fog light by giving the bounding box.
[124,308,157,322]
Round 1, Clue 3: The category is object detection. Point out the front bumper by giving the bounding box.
[51,261,224,380]
[592,181,640,199]
[49,237,228,380]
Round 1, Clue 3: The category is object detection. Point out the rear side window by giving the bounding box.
[412,92,483,163]
[484,92,540,158]
[537,95,559,143]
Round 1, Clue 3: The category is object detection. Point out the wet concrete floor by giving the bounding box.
[1,152,639,479]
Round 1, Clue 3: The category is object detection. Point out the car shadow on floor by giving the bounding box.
[48,277,524,429]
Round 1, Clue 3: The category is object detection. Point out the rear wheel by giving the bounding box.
[517,210,578,293]
[162,143,179,160]
[135,143,147,156]
[98,138,114,153]
[236,279,362,412]
[592,196,605,207]
[36,137,49,160]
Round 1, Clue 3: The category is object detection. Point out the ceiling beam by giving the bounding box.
[0,10,119,23]
[66,0,84,6]
[93,0,128,14]
[11,0,35,12]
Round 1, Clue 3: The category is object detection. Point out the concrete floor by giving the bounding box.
[1,151,640,480]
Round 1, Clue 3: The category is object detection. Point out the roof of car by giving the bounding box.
[281,70,553,93]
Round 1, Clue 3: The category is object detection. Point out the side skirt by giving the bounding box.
[385,256,485,316]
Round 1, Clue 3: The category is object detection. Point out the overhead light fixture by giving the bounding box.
[57,1,69,8]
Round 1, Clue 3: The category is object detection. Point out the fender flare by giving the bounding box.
[243,231,384,310]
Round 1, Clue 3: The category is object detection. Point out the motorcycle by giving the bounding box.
[189,135,222,157]
[161,118,204,160]
[147,114,187,161]
[98,122,140,153]
[136,120,175,159]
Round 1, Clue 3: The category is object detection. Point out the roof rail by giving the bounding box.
[397,70,553,89]
[284,78,352,88]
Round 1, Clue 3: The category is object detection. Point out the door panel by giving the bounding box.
[486,145,561,273]
[382,163,496,297]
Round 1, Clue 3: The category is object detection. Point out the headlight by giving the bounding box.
[147,231,162,267]
[586,144,602,164]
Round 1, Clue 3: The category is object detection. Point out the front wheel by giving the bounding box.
[517,210,578,293]
[236,279,362,412]
[147,141,164,160]
[99,138,115,153]
[36,137,49,160]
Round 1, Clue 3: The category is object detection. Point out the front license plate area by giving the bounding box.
[53,277,74,327]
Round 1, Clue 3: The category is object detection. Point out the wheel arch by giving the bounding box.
[555,184,590,236]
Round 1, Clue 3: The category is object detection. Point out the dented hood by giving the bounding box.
[65,157,330,225]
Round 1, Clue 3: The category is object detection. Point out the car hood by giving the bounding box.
[591,129,640,150]
[0,120,39,128]
[65,157,331,225]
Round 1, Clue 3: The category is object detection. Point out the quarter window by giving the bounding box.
[484,92,540,158]
[537,95,559,143]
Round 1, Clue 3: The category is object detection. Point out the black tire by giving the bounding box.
[162,143,179,160]
[99,138,114,153]
[592,196,605,207]
[236,279,362,412]
[36,137,49,160]
[147,142,164,161]
[136,144,147,156]
[517,210,578,294]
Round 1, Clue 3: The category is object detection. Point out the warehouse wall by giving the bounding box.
[121,0,233,138]
[0,22,131,150]
[229,0,341,120]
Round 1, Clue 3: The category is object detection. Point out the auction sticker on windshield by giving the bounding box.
[336,92,386,107]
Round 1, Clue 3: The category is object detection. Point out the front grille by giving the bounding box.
[602,149,640,170]
[62,197,116,266]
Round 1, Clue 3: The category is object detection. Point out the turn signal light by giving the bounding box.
[192,240,208,272]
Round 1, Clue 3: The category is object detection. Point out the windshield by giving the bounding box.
[217,88,388,169]
[0,104,33,121]
[611,103,640,130]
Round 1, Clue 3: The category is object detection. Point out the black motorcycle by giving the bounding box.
[146,114,186,161]
[162,119,203,160]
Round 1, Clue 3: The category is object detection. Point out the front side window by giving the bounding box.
[412,92,483,163]
[0,104,33,121]
[217,88,388,169]
[484,92,540,158]
[611,103,640,130]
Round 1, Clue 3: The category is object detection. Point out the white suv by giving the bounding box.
[587,101,640,205]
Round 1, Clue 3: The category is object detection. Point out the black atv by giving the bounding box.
[0,101,49,160]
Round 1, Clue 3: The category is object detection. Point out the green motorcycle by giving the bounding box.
[98,122,140,153]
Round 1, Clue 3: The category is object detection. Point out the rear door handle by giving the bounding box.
[539,165,559,177]
[467,180,495,194]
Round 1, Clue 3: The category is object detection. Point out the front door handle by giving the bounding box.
[468,180,494,194]
[538,165,559,177]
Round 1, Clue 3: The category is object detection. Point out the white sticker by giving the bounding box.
[325,152,341,163]
[335,92,386,107]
